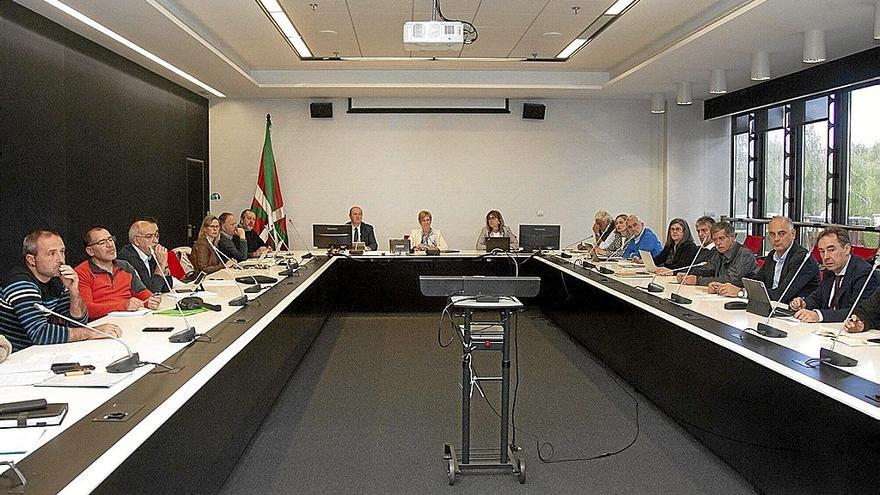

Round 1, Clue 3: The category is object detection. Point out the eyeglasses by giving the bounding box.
[138,232,160,240]
[88,235,116,247]
[208,224,220,229]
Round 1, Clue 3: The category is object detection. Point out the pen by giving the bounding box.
[65,370,91,376]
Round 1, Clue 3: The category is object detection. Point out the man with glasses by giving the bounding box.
[117,218,172,293]
[709,216,820,302]
[75,227,160,320]
[0,229,122,352]
[679,221,759,288]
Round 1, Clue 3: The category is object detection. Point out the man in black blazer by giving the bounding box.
[791,227,880,323]
[713,217,819,302]
[846,275,880,332]
[347,206,378,251]
[116,219,172,293]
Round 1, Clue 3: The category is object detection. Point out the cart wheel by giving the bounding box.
[517,457,526,484]
[447,459,457,485]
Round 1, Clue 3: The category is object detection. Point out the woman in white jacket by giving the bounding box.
[411,210,448,251]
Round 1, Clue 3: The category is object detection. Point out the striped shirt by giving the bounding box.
[0,267,88,353]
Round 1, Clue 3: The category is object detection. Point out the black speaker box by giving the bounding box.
[310,102,333,119]
[522,103,545,120]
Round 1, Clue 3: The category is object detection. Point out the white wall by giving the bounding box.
[665,102,731,228]
[209,98,668,250]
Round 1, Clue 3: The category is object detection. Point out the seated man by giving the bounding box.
[347,206,378,251]
[0,229,121,352]
[117,218,173,293]
[790,227,880,323]
[240,209,270,257]
[74,227,160,320]
[218,212,248,262]
[710,216,819,302]
[579,210,613,250]
[694,216,718,264]
[679,221,759,288]
[622,215,662,260]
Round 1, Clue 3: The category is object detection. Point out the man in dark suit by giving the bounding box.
[116,219,172,293]
[347,206,378,251]
[791,226,880,323]
[712,216,819,302]
[846,268,880,332]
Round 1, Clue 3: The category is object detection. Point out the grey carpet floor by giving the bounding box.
[219,311,755,494]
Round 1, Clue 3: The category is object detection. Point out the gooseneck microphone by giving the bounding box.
[243,275,264,294]
[206,241,249,306]
[597,237,631,274]
[640,262,707,293]
[669,240,708,304]
[750,247,815,339]
[287,217,315,259]
[208,237,243,270]
[820,256,880,367]
[150,248,205,343]
[33,304,141,373]
[563,234,595,251]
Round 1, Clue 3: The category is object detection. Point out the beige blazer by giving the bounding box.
[410,228,448,251]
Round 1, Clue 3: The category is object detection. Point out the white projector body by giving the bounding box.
[403,21,464,51]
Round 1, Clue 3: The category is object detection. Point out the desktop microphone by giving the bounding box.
[243,275,264,294]
[286,217,315,259]
[208,238,243,270]
[33,303,141,373]
[595,237,631,274]
[640,262,706,293]
[750,248,815,339]
[206,241,249,306]
[669,241,707,305]
[150,248,202,343]
[563,234,595,251]
[820,256,880,367]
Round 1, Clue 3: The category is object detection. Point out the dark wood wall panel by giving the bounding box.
[0,1,208,272]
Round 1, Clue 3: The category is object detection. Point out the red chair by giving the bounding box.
[743,235,763,255]
[852,246,878,261]
[811,245,821,262]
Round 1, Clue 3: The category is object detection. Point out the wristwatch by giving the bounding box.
[737,289,745,298]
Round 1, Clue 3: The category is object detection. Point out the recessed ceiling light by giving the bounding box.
[605,0,637,16]
[542,32,562,37]
[39,0,224,97]
[319,30,338,35]
[557,39,586,59]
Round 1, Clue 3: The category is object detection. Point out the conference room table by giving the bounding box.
[1,250,878,494]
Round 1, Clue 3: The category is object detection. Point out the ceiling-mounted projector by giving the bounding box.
[404,21,463,51]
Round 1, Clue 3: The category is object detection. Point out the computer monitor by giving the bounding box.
[312,224,353,249]
[519,224,561,251]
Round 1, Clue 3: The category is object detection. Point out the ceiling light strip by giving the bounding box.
[259,0,312,58]
[146,0,257,85]
[41,0,225,97]
[604,0,637,16]
[556,0,640,60]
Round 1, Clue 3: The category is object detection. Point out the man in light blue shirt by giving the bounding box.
[623,215,663,260]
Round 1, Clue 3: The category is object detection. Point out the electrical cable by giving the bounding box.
[435,0,478,44]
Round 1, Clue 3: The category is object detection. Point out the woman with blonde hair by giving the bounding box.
[410,210,448,251]
[190,215,235,274]
[476,210,518,250]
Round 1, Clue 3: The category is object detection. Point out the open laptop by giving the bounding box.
[485,237,511,252]
[741,278,796,318]
[639,250,659,272]
[389,239,411,254]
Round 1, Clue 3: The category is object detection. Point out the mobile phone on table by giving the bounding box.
[142,327,175,332]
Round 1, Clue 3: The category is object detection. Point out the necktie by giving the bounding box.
[354,228,359,242]
[830,274,844,310]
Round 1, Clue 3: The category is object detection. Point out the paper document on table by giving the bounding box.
[0,371,54,387]
[108,309,151,318]
[35,372,128,388]
[0,427,47,454]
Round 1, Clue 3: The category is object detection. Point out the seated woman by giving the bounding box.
[475,210,519,250]
[190,215,235,274]
[410,210,448,251]
[652,218,698,274]
[595,214,628,256]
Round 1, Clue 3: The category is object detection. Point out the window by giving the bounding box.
[848,85,880,246]
[801,96,829,223]
[763,128,785,217]
[732,115,751,217]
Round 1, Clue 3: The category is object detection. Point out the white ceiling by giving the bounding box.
[11,0,880,101]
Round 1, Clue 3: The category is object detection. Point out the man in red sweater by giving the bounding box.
[74,227,161,320]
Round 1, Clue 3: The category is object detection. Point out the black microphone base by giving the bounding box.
[169,327,196,343]
[559,251,572,259]
[106,352,140,373]
[647,282,665,293]
[244,285,263,294]
[581,261,595,269]
[820,347,859,367]
[669,293,692,304]
[301,253,313,259]
[279,268,297,276]
[598,266,615,275]
[753,323,788,338]
[228,295,249,306]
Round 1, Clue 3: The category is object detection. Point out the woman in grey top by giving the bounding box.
[476,210,519,250]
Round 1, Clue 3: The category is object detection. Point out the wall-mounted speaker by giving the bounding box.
[522,103,545,120]
[310,102,333,119]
